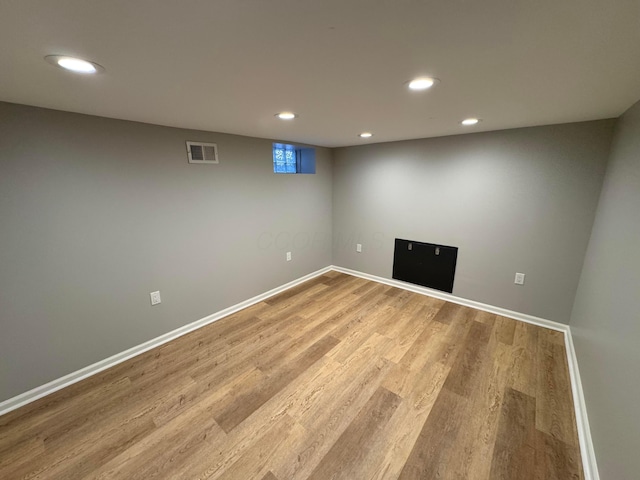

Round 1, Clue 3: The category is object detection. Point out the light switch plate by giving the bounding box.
[356,243,362,253]
[514,273,525,285]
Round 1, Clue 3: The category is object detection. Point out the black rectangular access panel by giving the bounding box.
[392,238,458,293]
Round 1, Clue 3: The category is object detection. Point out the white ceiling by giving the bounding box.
[1,0,639,147]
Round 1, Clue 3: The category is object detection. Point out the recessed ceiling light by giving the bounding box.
[359,132,373,138]
[407,77,438,91]
[275,112,297,120]
[45,55,104,74]
[461,118,481,126]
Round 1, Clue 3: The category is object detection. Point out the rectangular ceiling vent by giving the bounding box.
[186,141,219,164]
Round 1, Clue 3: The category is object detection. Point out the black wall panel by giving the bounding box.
[392,238,458,293]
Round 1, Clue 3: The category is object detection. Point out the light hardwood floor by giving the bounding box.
[0,272,583,479]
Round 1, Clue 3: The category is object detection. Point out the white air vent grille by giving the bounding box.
[186,141,219,164]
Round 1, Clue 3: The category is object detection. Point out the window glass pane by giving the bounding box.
[272,143,315,174]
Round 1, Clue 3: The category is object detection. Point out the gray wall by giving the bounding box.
[332,121,615,323]
[0,102,333,402]
[569,100,640,479]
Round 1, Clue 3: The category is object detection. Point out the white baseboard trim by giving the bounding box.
[565,327,600,480]
[330,265,569,332]
[0,266,332,417]
[330,265,599,480]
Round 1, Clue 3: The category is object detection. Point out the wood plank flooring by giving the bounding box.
[0,272,583,479]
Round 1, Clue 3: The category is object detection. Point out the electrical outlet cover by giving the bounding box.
[150,291,162,305]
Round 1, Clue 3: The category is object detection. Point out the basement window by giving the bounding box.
[272,143,315,174]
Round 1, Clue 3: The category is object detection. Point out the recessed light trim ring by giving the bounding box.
[461,118,481,126]
[275,112,297,120]
[45,55,105,74]
[407,77,440,91]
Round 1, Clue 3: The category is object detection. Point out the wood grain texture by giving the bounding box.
[489,388,537,480]
[307,386,401,480]
[0,273,583,479]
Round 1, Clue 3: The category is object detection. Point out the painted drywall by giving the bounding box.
[332,121,615,323]
[569,100,640,478]
[0,102,333,402]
